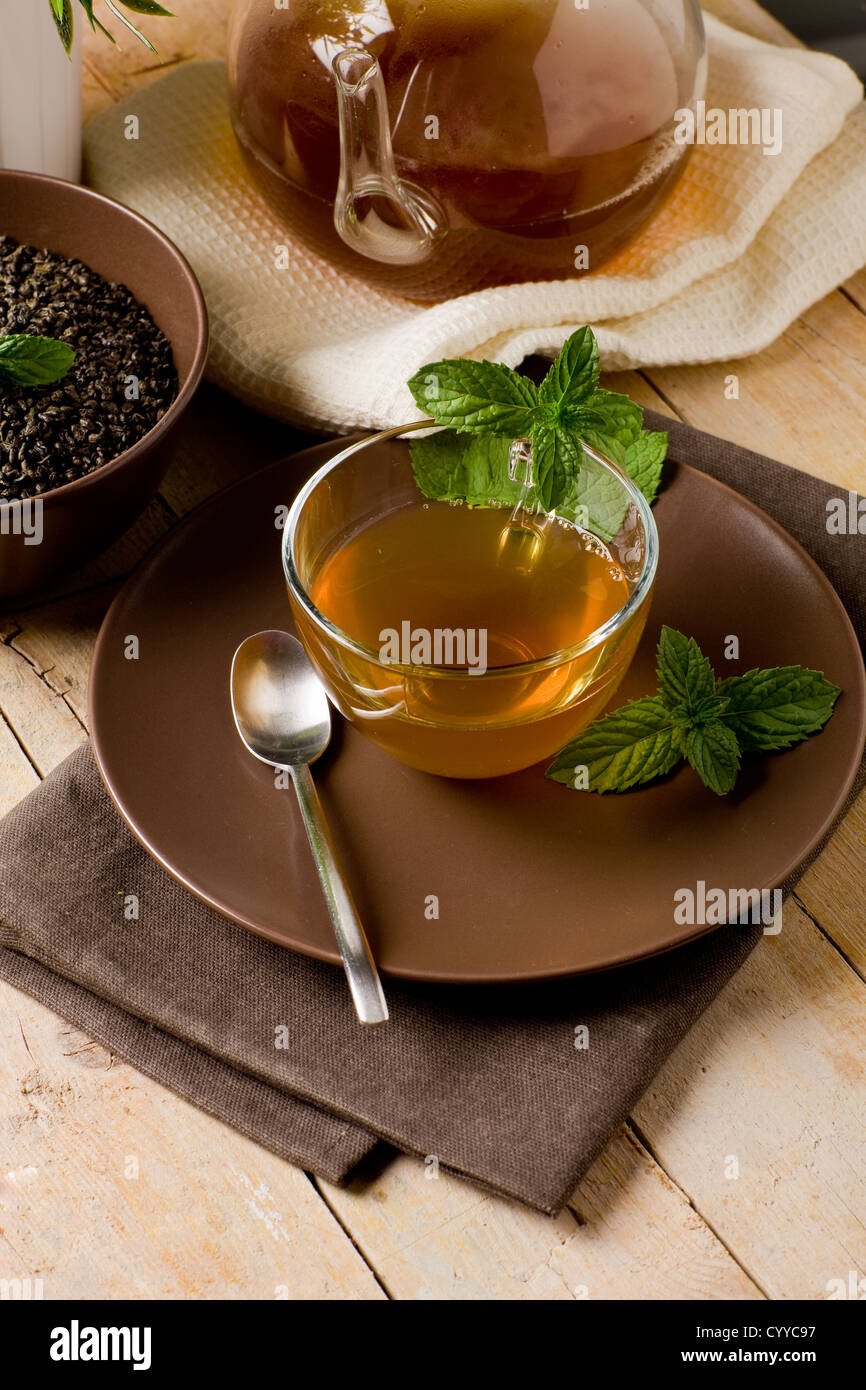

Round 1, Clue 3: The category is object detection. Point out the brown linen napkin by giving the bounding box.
[0,417,863,1215]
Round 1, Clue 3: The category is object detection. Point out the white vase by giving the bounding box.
[0,0,82,181]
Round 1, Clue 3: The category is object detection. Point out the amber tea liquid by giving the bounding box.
[295,499,648,777]
[229,0,696,300]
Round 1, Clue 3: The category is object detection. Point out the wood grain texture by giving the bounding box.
[797,794,866,977]
[0,984,386,1300]
[0,713,40,815]
[633,899,866,1300]
[0,643,87,776]
[640,294,866,490]
[319,1128,763,1300]
[3,587,110,726]
[0,0,861,1302]
[844,268,866,316]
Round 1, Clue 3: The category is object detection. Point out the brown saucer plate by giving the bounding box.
[89,443,866,983]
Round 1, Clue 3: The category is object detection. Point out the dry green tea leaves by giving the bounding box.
[0,236,177,499]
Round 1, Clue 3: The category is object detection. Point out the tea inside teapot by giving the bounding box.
[228,0,705,300]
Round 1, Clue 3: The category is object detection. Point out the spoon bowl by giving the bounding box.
[231,628,331,767]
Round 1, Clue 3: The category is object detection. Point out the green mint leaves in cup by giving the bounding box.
[547,627,841,796]
[49,0,173,56]
[406,325,667,523]
[0,334,75,388]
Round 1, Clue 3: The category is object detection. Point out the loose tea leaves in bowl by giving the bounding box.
[0,236,178,499]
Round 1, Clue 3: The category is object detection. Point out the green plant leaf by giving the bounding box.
[409,428,638,538]
[78,0,116,39]
[718,666,841,750]
[568,390,643,452]
[0,334,75,387]
[562,430,669,543]
[407,358,539,436]
[50,0,74,53]
[530,422,582,512]
[657,625,717,713]
[623,431,668,504]
[688,692,730,724]
[408,432,524,506]
[104,0,157,52]
[546,696,683,793]
[117,0,173,14]
[579,427,627,467]
[565,450,627,542]
[683,720,742,794]
[548,629,841,798]
[537,326,599,415]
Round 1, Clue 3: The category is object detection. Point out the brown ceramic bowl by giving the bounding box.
[0,169,208,602]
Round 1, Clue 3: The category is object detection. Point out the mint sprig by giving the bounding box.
[0,334,75,388]
[546,626,841,796]
[407,326,665,519]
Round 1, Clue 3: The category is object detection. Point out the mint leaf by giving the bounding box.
[683,721,741,795]
[537,327,599,417]
[407,358,538,436]
[408,433,524,506]
[0,334,75,387]
[531,423,582,513]
[410,428,639,535]
[546,696,683,793]
[718,667,841,750]
[563,449,628,542]
[568,390,643,456]
[623,431,667,504]
[566,429,669,542]
[580,428,627,468]
[688,692,730,724]
[657,625,717,713]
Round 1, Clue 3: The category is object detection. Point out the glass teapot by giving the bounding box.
[227,0,706,301]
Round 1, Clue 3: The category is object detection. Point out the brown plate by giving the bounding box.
[89,442,866,983]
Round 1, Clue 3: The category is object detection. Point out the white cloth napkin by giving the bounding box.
[83,10,865,433]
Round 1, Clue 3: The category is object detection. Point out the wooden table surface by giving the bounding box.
[1,0,864,1301]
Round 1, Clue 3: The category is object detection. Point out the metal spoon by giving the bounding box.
[230,629,388,1025]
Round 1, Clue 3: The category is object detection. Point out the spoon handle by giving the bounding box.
[290,764,389,1025]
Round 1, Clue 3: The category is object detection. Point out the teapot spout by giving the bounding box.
[332,48,446,267]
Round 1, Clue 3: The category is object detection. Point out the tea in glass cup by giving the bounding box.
[282,426,657,778]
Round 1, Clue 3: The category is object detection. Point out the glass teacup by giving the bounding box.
[282,425,658,778]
